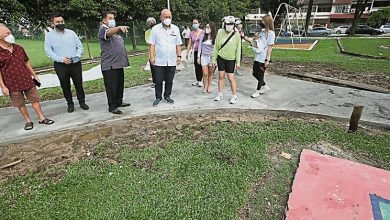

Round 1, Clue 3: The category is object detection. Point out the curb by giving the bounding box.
[1,108,389,146]
[336,38,390,61]
[287,71,390,94]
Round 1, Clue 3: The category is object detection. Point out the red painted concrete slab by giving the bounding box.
[286,150,390,220]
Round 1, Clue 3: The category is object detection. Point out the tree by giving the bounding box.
[368,6,390,28]
[304,0,314,36]
[349,0,370,35]
[0,0,26,24]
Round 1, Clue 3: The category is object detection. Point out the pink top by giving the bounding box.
[189,31,205,51]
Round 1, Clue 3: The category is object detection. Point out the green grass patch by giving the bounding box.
[18,39,148,68]
[243,39,390,76]
[339,38,390,58]
[1,119,389,219]
[0,55,150,108]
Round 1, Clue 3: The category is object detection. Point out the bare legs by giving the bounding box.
[202,65,215,93]
[218,71,236,96]
[18,102,46,123]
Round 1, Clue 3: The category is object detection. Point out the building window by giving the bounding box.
[335,5,350,13]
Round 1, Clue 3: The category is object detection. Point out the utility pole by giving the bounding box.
[304,0,314,36]
[168,0,170,10]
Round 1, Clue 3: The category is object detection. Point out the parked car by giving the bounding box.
[345,25,384,36]
[333,25,351,34]
[379,24,390,33]
[307,27,332,37]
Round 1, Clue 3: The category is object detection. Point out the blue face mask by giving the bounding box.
[192,24,199,30]
[108,20,116,28]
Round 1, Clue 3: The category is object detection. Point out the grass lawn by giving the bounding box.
[243,39,390,76]
[339,38,390,57]
[0,55,150,108]
[0,118,389,219]
[18,39,148,68]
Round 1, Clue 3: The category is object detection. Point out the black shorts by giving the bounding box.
[217,56,236,73]
[253,61,266,75]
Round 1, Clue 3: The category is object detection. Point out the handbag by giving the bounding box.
[190,31,202,64]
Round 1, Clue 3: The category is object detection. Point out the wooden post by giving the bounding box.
[348,105,364,133]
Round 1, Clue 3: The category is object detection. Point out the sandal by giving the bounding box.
[24,122,33,130]
[38,118,54,125]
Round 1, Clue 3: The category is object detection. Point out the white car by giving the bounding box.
[379,24,390,33]
[333,25,350,34]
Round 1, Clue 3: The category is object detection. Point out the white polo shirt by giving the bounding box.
[150,23,182,67]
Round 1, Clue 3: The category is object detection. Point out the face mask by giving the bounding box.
[192,24,199,30]
[205,28,211,34]
[225,25,234,32]
[3,34,15,44]
[108,20,116,28]
[163,18,172,26]
[55,24,65,31]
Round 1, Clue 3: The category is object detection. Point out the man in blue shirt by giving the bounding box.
[149,9,182,107]
[44,14,89,113]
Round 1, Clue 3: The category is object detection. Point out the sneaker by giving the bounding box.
[151,83,155,88]
[214,93,223,101]
[198,81,203,87]
[118,102,131,108]
[164,97,174,104]
[192,81,198,86]
[229,95,238,104]
[251,90,260,98]
[259,85,270,94]
[153,98,161,107]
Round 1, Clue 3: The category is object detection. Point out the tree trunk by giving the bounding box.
[304,0,314,36]
[349,0,369,36]
[130,20,137,50]
[348,105,364,133]
[83,23,92,59]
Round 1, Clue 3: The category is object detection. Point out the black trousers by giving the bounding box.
[184,38,189,48]
[102,68,125,111]
[154,66,176,99]
[252,61,266,90]
[150,61,156,84]
[54,62,85,105]
[193,51,203,81]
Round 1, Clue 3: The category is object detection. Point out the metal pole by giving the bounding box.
[168,0,170,10]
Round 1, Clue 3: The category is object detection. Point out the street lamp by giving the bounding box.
[167,0,170,10]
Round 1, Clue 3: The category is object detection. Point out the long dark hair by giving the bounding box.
[203,21,217,45]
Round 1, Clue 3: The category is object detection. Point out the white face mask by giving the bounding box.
[225,25,234,32]
[2,34,15,44]
[108,20,116,28]
[163,18,172,26]
[205,28,211,34]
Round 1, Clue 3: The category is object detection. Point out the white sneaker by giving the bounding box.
[230,95,237,104]
[259,85,270,94]
[192,81,198,86]
[251,90,260,98]
[214,93,224,101]
[198,81,203,87]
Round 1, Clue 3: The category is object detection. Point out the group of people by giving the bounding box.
[0,8,275,130]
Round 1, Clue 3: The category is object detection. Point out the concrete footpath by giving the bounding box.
[1,60,389,144]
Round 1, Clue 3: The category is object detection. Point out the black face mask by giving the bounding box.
[55,24,65,31]
[260,23,265,28]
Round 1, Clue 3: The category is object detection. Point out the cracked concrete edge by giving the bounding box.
[1,108,389,146]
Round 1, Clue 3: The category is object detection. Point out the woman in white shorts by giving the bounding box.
[197,21,217,93]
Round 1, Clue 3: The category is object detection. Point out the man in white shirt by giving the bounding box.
[149,9,182,107]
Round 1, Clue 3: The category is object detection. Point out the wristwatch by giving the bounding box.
[177,55,182,58]
[265,59,268,62]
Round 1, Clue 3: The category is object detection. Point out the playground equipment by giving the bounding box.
[273,3,317,50]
